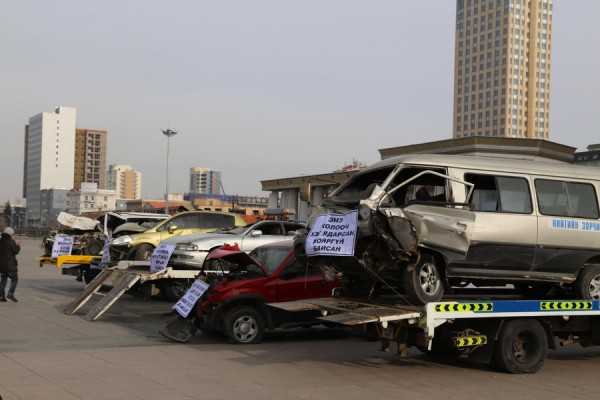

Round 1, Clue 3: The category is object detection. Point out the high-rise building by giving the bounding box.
[23,106,77,226]
[190,167,222,195]
[74,128,108,190]
[107,164,142,200]
[453,0,553,139]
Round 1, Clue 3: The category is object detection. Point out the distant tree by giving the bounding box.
[3,201,12,227]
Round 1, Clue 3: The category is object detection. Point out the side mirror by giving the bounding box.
[250,230,263,237]
[168,225,179,234]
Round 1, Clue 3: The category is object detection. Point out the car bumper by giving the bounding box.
[169,250,209,270]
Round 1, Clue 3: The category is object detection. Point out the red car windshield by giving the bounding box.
[249,247,291,275]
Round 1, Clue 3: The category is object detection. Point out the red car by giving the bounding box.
[192,241,339,344]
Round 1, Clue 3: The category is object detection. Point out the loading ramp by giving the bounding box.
[64,261,201,321]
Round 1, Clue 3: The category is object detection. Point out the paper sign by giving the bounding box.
[51,235,74,258]
[305,211,358,257]
[149,244,176,273]
[173,279,210,317]
[100,239,111,267]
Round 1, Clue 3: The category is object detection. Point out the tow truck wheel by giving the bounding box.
[404,254,445,305]
[224,306,265,344]
[135,244,154,261]
[493,319,547,374]
[575,265,600,300]
[160,280,193,302]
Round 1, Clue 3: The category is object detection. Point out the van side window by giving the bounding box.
[535,179,599,219]
[465,174,532,214]
[388,167,448,206]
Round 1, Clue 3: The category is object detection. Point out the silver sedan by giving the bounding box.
[164,221,305,269]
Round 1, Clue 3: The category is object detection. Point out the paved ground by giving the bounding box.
[1,238,600,399]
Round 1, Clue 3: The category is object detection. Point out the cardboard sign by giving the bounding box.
[149,244,176,273]
[51,235,74,259]
[100,239,111,267]
[173,279,210,318]
[305,211,358,257]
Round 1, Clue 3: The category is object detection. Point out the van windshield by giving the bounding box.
[327,166,394,205]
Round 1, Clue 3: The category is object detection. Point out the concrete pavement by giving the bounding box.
[1,238,600,400]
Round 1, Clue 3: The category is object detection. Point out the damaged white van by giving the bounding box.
[305,154,600,304]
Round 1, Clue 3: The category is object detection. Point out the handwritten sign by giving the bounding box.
[173,279,210,317]
[149,244,176,273]
[51,235,74,258]
[305,211,358,257]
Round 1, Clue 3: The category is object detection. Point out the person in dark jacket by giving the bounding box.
[0,227,21,302]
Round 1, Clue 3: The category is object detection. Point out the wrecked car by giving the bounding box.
[167,220,306,270]
[110,211,247,261]
[42,212,105,257]
[161,242,339,344]
[301,154,600,304]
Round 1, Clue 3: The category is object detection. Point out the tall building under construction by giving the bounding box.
[453,0,553,139]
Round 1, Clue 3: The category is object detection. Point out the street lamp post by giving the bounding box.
[161,128,178,214]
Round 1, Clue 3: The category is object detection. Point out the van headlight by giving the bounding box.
[359,204,372,221]
[111,235,132,246]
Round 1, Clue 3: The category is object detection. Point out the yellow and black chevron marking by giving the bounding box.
[540,301,592,311]
[434,302,493,313]
[454,335,488,348]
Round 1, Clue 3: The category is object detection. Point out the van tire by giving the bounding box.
[575,265,600,300]
[135,244,155,261]
[493,319,547,374]
[224,306,265,344]
[404,254,445,305]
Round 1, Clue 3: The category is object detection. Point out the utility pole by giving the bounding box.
[161,129,178,214]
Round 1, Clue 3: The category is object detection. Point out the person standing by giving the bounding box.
[0,227,20,302]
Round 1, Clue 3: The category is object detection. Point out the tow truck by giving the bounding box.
[269,295,600,374]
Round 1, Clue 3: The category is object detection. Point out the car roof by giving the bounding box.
[360,154,600,182]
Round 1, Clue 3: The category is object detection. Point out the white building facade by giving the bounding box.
[66,183,117,214]
[24,106,77,226]
[107,164,142,200]
[190,167,222,195]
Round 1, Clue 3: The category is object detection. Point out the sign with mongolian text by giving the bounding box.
[305,211,358,257]
[149,244,176,273]
[100,239,111,267]
[51,235,74,259]
[173,279,210,318]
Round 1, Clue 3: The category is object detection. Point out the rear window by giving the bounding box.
[250,247,290,274]
[535,179,599,219]
[194,214,236,229]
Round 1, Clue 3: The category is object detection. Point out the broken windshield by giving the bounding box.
[327,166,395,205]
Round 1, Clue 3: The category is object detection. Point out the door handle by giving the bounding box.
[453,222,468,235]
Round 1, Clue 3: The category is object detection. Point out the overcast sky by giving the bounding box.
[0,1,598,202]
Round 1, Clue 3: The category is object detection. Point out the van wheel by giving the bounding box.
[224,306,265,344]
[135,244,154,261]
[493,319,547,374]
[404,254,445,305]
[575,265,600,300]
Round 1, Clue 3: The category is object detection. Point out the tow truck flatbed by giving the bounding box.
[269,297,600,374]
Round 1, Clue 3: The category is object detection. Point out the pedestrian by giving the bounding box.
[0,227,21,302]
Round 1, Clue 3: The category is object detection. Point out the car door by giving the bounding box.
[451,173,538,276]
[274,258,330,302]
[534,178,600,277]
[240,222,285,252]
[158,214,192,241]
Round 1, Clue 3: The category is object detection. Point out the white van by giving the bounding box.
[310,154,600,304]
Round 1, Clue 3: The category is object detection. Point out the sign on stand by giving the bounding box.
[51,235,74,259]
[173,279,210,318]
[305,211,358,257]
[99,239,111,268]
[149,244,176,273]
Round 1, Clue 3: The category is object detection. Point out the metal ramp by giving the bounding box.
[64,261,202,321]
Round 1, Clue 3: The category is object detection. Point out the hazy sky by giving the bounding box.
[1,1,598,202]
